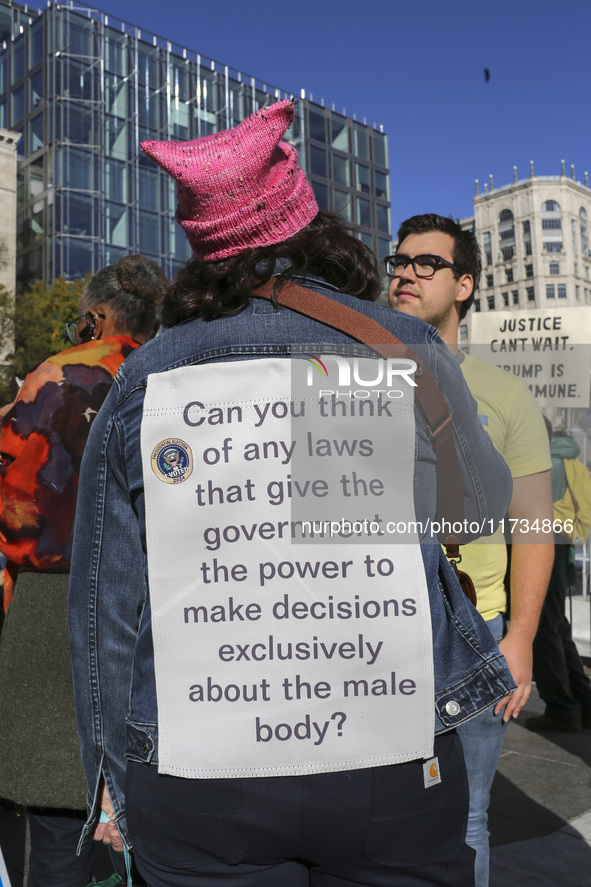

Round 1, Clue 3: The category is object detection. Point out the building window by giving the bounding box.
[11,85,25,126]
[576,285,580,301]
[483,231,492,267]
[486,273,493,288]
[353,123,370,161]
[310,146,328,179]
[29,18,45,69]
[375,171,389,200]
[30,68,44,110]
[572,218,578,253]
[474,299,481,312]
[505,268,514,283]
[373,131,388,167]
[332,154,350,186]
[541,200,562,252]
[502,292,509,307]
[498,209,515,262]
[575,262,579,276]
[330,113,349,151]
[376,204,390,234]
[581,208,589,257]
[29,112,44,153]
[105,203,127,247]
[311,181,329,211]
[525,264,533,278]
[557,284,566,299]
[459,324,468,342]
[526,286,535,302]
[333,189,352,222]
[549,262,560,275]
[355,163,371,193]
[587,266,590,281]
[512,290,519,305]
[355,196,372,228]
[546,284,555,299]
[376,238,391,262]
[487,295,495,310]
[308,108,327,143]
[522,219,532,256]
[12,39,25,81]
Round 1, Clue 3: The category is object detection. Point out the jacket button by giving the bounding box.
[445,701,460,716]
[140,740,149,754]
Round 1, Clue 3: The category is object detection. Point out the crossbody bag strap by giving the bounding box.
[251,277,466,540]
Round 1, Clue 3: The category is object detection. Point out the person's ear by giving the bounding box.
[91,311,105,340]
[82,309,105,340]
[455,274,474,307]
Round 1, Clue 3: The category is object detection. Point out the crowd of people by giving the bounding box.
[0,98,589,887]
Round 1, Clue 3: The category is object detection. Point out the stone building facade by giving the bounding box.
[459,163,591,341]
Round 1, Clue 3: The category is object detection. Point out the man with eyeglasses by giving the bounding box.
[386,214,554,887]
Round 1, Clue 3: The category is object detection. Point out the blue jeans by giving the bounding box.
[457,614,508,887]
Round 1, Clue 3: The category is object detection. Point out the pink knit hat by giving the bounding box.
[141,100,319,262]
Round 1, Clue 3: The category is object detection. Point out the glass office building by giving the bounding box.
[0,0,391,288]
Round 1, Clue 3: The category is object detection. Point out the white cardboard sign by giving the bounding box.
[141,357,434,778]
[470,307,591,407]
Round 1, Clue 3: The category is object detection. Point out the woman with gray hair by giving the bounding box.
[0,254,166,887]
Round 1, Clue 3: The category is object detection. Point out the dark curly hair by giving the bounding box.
[396,214,482,321]
[162,211,381,326]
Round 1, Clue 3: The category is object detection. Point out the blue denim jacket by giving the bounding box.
[68,277,515,849]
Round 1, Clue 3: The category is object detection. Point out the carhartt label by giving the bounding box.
[141,355,435,778]
[423,756,441,788]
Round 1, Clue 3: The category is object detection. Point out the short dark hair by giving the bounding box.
[396,214,481,321]
[162,211,381,326]
[81,254,167,341]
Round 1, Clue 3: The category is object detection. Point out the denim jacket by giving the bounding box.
[68,277,515,849]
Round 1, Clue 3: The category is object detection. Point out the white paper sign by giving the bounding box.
[141,356,434,778]
[470,307,591,407]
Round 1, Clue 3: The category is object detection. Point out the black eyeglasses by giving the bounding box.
[384,254,462,279]
[65,311,105,345]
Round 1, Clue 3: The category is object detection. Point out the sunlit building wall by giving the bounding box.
[457,163,591,340]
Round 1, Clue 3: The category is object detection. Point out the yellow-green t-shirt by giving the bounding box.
[458,352,552,621]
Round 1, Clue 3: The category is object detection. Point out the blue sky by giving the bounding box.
[95,0,590,235]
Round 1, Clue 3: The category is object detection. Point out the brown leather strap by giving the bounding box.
[251,278,466,538]
[444,536,477,606]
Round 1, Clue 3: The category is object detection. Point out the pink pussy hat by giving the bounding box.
[141,99,318,262]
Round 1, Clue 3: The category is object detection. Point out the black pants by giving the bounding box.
[126,732,474,887]
[0,803,119,887]
[0,800,26,887]
[533,565,591,723]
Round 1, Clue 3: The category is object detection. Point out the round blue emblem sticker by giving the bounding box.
[151,438,194,484]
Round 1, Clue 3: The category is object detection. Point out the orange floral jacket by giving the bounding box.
[0,336,139,611]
